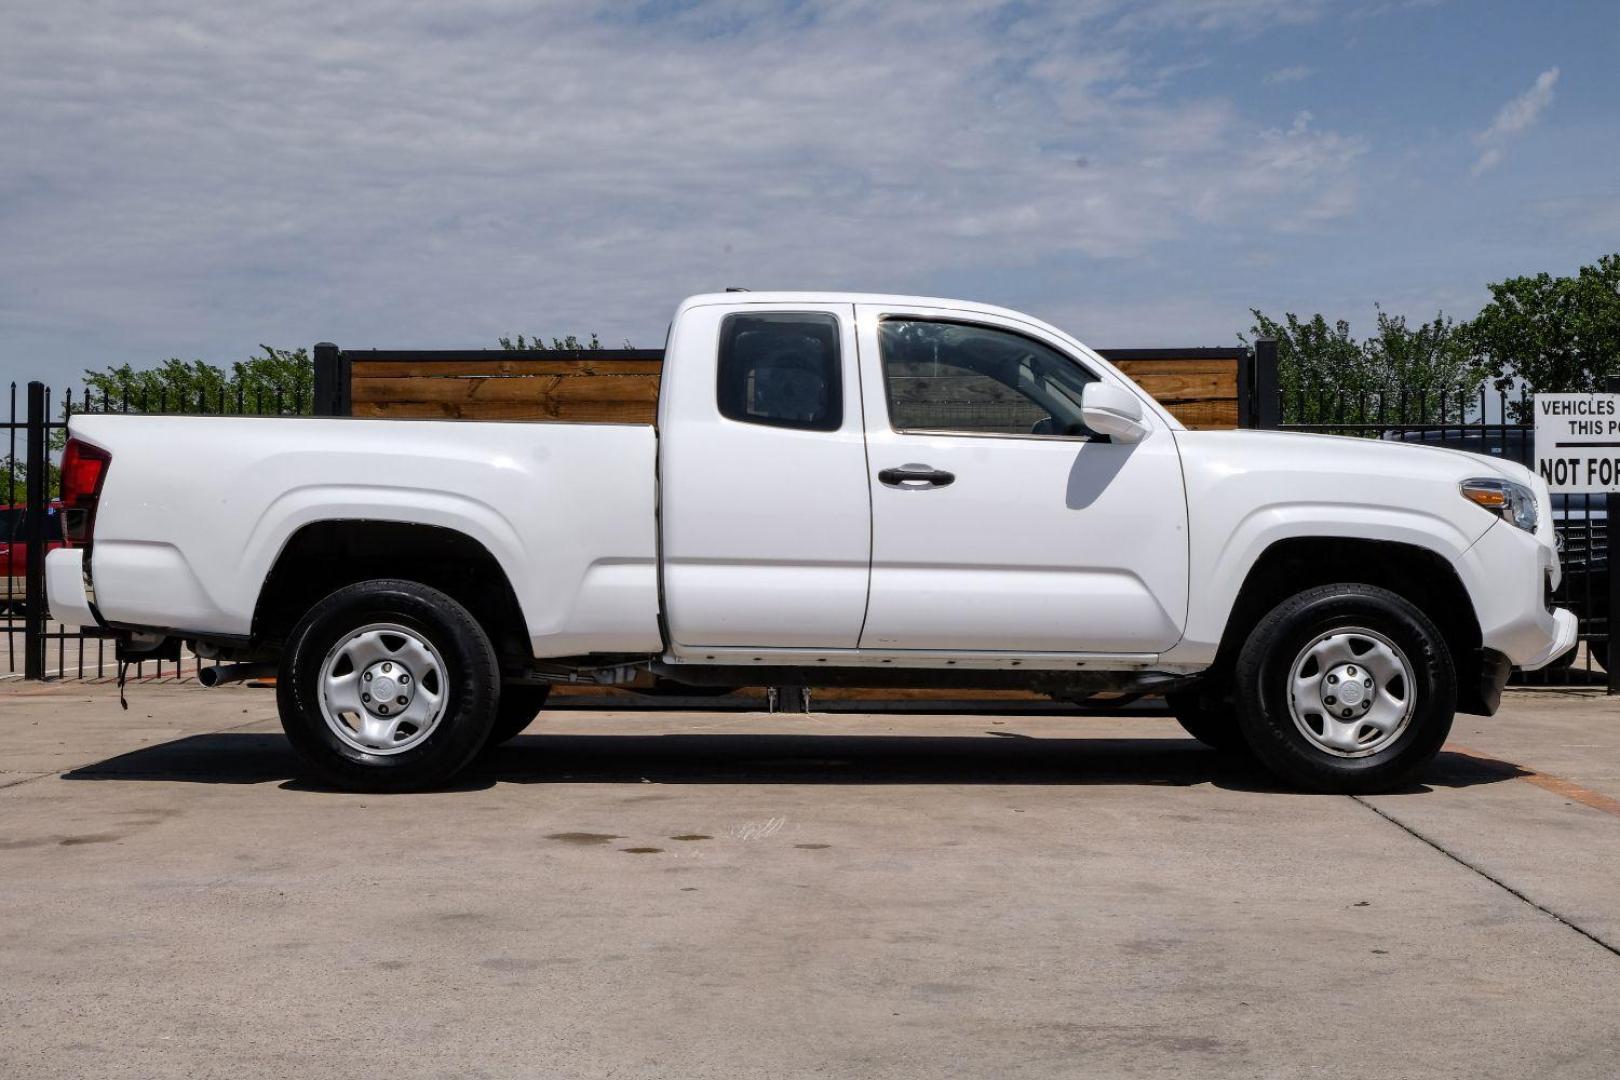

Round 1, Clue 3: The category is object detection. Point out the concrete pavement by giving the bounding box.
[2,680,1619,1078]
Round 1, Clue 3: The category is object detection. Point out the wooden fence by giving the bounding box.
[317,345,1254,429]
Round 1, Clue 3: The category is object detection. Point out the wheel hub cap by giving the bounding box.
[361,661,412,716]
[1323,663,1371,714]
[319,624,447,755]
[1287,628,1415,758]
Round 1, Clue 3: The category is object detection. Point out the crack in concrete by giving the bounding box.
[1351,794,1620,960]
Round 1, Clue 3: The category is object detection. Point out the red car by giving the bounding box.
[0,501,70,604]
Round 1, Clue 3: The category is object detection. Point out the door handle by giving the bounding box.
[878,463,955,488]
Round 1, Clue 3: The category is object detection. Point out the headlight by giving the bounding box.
[1460,478,1539,533]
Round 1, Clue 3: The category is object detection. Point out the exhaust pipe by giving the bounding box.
[199,662,277,688]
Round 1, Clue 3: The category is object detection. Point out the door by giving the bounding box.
[659,301,872,649]
[855,304,1188,654]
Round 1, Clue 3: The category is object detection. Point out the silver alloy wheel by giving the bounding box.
[318,623,449,755]
[1286,626,1416,758]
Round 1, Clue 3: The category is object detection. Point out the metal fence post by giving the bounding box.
[23,381,46,680]
[1254,338,1280,430]
[1236,344,1253,429]
[1606,376,1620,695]
[312,342,343,417]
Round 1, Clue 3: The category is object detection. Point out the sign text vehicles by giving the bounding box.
[1534,393,1620,493]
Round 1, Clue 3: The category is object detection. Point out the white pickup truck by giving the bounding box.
[47,292,1575,793]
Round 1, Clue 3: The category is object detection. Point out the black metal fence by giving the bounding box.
[4,378,311,681]
[1253,357,1613,690]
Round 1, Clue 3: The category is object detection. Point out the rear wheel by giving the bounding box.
[1235,584,1455,794]
[277,579,499,792]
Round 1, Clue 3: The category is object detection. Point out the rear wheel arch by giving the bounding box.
[252,520,531,668]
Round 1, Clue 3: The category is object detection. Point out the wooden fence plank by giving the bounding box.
[351,399,657,422]
[1115,356,1239,429]
[352,374,661,405]
[1111,358,1236,376]
[1161,402,1240,429]
[351,359,665,378]
[1107,373,1232,400]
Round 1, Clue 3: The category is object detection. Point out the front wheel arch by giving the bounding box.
[1214,537,1485,714]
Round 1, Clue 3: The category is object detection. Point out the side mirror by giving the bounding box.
[1081,382,1151,444]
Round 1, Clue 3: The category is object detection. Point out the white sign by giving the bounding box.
[1534,393,1620,493]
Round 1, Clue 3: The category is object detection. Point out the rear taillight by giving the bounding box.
[60,438,111,547]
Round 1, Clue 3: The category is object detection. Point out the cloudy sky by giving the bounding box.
[2,0,1617,385]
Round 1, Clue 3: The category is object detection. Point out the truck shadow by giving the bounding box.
[60,730,1530,795]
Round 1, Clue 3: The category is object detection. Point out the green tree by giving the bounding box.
[1364,307,1484,408]
[0,432,66,505]
[1244,307,1482,426]
[8,345,317,497]
[1471,254,1620,420]
[0,459,31,503]
[499,333,604,351]
[80,346,312,415]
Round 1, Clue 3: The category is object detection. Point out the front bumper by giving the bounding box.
[45,549,99,629]
[1520,607,1579,671]
[1455,520,1577,671]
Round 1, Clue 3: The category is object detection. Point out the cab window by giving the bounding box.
[878,319,1098,437]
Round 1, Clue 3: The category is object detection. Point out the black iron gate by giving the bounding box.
[5,378,310,680]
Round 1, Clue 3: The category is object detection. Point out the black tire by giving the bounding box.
[1165,689,1249,753]
[485,684,551,747]
[277,579,500,792]
[1235,584,1455,794]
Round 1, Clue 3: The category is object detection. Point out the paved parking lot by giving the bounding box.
[2,681,1619,1078]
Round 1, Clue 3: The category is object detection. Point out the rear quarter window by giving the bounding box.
[716,313,842,432]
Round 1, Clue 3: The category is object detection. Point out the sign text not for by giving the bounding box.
[1534,393,1620,493]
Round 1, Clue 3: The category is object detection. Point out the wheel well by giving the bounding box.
[252,521,530,667]
[1214,537,1484,704]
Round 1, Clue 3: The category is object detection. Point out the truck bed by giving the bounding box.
[71,413,663,656]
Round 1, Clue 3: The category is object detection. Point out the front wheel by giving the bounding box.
[1235,584,1455,794]
[277,579,500,792]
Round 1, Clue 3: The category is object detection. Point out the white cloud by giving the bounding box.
[1264,64,1314,85]
[1350,0,1447,19]
[1225,112,1368,227]
[0,0,1374,374]
[1112,0,1330,33]
[1534,195,1620,237]
[1472,67,1559,176]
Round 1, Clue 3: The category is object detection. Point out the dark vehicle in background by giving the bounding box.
[0,502,69,609]
[1390,427,1607,668]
